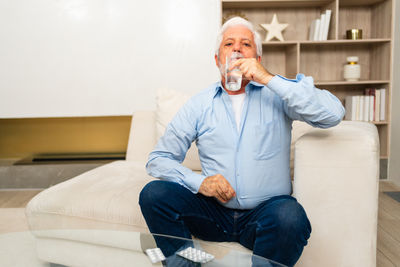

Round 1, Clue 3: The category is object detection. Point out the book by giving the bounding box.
[318,14,326,41]
[365,88,375,121]
[313,19,321,41]
[354,96,359,120]
[352,96,357,121]
[359,95,364,121]
[380,88,386,121]
[322,10,332,40]
[375,89,381,121]
[363,95,370,122]
[369,95,374,122]
[345,96,356,120]
[370,89,376,121]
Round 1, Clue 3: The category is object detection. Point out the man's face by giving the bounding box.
[215,25,260,68]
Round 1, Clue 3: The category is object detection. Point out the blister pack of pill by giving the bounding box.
[145,248,166,264]
[176,247,214,263]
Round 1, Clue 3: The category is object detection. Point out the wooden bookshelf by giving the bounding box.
[222,0,393,161]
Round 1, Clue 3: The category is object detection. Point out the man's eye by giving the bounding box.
[225,43,232,46]
[243,43,251,47]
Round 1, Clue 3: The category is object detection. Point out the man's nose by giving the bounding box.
[233,42,241,52]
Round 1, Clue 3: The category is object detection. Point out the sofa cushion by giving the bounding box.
[156,88,201,171]
[26,161,153,232]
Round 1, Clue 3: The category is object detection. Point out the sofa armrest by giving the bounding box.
[126,111,157,162]
[293,121,379,267]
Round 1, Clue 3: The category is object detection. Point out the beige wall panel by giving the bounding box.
[0,117,131,158]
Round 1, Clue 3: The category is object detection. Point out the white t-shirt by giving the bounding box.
[229,93,246,131]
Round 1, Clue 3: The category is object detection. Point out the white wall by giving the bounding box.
[389,0,400,185]
[0,0,221,118]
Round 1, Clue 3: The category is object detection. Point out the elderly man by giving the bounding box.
[139,17,345,266]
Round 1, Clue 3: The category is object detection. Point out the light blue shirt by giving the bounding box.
[146,74,345,209]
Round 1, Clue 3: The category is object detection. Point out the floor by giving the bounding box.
[377,181,400,266]
[0,189,42,208]
[1,181,400,266]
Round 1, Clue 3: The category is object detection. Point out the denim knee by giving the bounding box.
[139,180,186,208]
[274,199,311,240]
[139,180,164,208]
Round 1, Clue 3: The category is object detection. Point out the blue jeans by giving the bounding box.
[139,180,311,267]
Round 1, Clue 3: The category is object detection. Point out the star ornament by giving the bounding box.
[260,14,289,42]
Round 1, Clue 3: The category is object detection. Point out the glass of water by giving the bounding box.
[225,52,243,92]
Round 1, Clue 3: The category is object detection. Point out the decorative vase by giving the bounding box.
[344,56,361,81]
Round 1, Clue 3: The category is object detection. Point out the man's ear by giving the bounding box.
[215,54,219,66]
[257,55,261,62]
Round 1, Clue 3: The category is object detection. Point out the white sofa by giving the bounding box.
[26,109,380,267]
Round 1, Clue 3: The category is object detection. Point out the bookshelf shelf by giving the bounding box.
[315,80,390,86]
[222,0,393,165]
[372,121,389,125]
[222,0,333,8]
[222,0,386,8]
[301,39,391,45]
[262,41,298,46]
[339,0,386,6]
[263,39,391,46]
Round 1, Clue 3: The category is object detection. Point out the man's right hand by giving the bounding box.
[198,174,236,203]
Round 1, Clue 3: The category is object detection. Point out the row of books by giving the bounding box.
[308,10,332,41]
[345,89,386,122]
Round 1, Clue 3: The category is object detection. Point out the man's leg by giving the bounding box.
[139,180,233,256]
[238,195,311,267]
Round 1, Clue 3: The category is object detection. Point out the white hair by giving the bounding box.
[215,17,262,58]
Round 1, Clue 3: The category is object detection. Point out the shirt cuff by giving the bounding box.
[184,172,207,193]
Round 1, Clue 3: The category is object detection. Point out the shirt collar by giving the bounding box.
[214,80,265,97]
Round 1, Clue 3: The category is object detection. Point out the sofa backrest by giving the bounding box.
[126,110,157,163]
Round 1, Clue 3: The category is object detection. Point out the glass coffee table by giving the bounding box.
[0,230,287,266]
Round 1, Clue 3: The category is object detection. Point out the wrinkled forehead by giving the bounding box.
[222,25,255,42]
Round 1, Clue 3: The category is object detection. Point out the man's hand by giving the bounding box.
[232,58,274,85]
[198,174,236,203]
